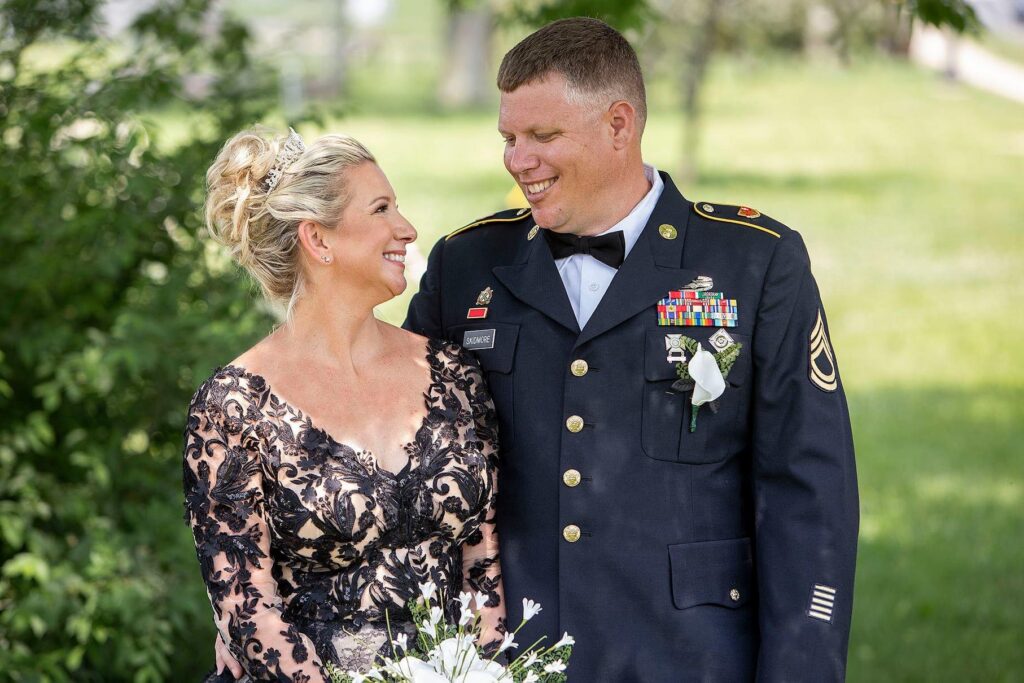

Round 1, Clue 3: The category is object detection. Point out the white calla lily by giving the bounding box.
[689,342,726,406]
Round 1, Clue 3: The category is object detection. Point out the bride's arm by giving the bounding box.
[184,374,328,682]
[457,352,507,649]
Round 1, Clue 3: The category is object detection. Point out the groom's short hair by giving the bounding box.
[497,17,647,135]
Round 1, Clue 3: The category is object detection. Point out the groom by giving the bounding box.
[405,17,859,682]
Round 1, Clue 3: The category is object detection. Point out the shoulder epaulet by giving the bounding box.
[692,201,782,239]
[446,207,532,241]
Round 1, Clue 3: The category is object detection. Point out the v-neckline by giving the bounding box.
[223,339,441,479]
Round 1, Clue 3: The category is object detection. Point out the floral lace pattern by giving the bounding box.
[183,340,502,682]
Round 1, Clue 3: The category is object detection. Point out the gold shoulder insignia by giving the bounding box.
[693,201,781,239]
[446,207,532,241]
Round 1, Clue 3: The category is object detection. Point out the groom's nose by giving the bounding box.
[505,141,539,176]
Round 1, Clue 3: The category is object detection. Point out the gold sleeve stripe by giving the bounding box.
[693,203,781,238]
[809,309,838,392]
[445,209,532,241]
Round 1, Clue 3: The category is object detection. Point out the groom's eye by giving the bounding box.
[535,132,555,142]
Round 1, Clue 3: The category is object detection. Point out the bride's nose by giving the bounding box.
[394,212,417,242]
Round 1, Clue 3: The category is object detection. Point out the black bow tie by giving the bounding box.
[543,229,626,269]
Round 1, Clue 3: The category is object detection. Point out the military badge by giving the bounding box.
[737,206,761,219]
[656,283,738,328]
[708,328,736,353]
[683,275,714,291]
[669,331,744,432]
[807,584,837,623]
[665,334,687,363]
[809,309,837,392]
[467,287,493,319]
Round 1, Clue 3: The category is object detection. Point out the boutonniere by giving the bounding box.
[669,331,743,432]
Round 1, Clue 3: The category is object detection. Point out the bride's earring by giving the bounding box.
[321,255,332,264]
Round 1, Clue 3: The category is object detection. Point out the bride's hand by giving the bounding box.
[215,634,244,679]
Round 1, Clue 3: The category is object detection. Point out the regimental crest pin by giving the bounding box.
[665,334,687,363]
[468,286,493,319]
[738,206,761,219]
[683,275,714,291]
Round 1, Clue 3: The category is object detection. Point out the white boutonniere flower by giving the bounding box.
[689,343,726,407]
[670,335,744,432]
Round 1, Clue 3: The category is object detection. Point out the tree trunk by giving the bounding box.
[437,6,495,110]
[680,0,723,182]
[880,0,914,57]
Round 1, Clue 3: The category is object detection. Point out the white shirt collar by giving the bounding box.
[594,164,664,258]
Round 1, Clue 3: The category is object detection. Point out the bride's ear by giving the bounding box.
[297,220,334,265]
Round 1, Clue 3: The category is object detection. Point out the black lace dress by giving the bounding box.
[183,340,503,682]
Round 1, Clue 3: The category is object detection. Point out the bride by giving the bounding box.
[184,127,505,681]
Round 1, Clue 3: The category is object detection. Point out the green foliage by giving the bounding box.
[902,0,980,33]
[0,1,283,679]
[495,0,654,31]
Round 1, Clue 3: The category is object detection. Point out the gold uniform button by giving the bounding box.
[563,524,581,543]
[658,223,677,240]
[565,415,584,433]
[729,588,741,602]
[570,359,589,377]
[527,225,539,240]
[563,469,581,487]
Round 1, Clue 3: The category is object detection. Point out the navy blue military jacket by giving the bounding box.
[404,173,859,682]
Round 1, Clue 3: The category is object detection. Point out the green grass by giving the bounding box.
[316,57,1024,681]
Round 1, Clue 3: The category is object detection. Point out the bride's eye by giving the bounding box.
[374,203,389,214]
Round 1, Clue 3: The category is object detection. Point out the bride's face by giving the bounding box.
[328,162,417,301]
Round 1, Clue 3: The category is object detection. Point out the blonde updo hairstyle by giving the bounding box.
[204,127,376,317]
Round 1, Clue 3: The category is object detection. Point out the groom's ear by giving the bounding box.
[607,99,638,150]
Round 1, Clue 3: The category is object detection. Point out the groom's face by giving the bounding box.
[498,72,617,236]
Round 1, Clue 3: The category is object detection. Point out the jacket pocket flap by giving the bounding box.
[449,323,519,374]
[669,537,754,610]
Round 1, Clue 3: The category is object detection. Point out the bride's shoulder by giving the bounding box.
[188,342,274,416]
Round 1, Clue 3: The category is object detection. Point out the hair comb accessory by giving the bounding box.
[263,127,305,193]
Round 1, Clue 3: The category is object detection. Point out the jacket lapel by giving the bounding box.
[493,233,580,334]
[574,174,696,348]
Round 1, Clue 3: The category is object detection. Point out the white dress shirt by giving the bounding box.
[554,164,664,328]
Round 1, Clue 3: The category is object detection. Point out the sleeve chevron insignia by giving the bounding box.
[809,309,838,392]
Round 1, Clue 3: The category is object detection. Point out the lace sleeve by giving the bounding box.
[454,351,507,644]
[183,372,327,683]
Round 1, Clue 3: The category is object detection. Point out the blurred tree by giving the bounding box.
[0,0,287,679]
[496,0,979,178]
[825,0,874,65]
[438,0,496,109]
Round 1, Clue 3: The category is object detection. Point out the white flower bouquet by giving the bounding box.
[326,582,573,683]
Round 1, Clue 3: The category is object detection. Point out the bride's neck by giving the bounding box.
[278,293,385,374]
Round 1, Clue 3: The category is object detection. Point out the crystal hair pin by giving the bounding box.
[263,127,305,193]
